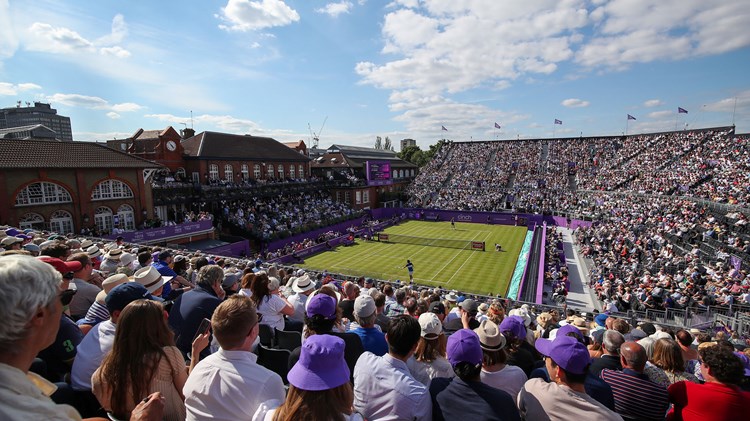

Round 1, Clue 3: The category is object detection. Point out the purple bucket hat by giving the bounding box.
[287,334,349,391]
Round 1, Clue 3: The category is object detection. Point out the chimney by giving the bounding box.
[181,128,195,139]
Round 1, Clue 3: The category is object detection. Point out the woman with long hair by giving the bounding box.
[92,299,208,421]
[253,335,362,421]
[406,313,454,385]
[644,338,699,387]
[250,272,294,332]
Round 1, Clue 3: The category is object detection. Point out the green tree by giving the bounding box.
[384,136,394,151]
[374,136,382,149]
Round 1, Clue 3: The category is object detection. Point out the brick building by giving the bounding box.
[0,139,162,235]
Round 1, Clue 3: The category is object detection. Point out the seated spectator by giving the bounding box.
[350,295,388,356]
[92,300,203,421]
[287,275,315,324]
[476,320,528,401]
[444,299,481,334]
[168,265,225,359]
[590,330,625,377]
[643,338,699,387]
[430,329,521,421]
[518,335,622,420]
[499,315,536,376]
[668,344,750,420]
[353,315,431,420]
[64,253,101,320]
[406,312,454,386]
[373,292,391,332]
[250,274,294,333]
[601,342,670,421]
[253,335,362,420]
[183,295,285,421]
[384,288,407,318]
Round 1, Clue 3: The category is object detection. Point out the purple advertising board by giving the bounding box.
[366,160,392,186]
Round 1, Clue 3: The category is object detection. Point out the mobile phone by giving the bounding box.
[193,318,211,341]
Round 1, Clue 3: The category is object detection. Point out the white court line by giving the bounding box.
[445,231,492,285]
[427,231,481,281]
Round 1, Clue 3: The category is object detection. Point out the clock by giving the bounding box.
[166,140,177,151]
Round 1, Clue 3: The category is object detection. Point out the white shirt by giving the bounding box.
[184,348,285,421]
[287,293,308,323]
[406,355,455,386]
[353,352,432,421]
[0,363,82,421]
[518,378,623,421]
[256,295,289,332]
[480,365,528,401]
[71,320,116,390]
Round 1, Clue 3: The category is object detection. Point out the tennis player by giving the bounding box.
[404,260,414,281]
[450,217,456,230]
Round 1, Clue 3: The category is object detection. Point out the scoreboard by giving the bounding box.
[366,161,393,186]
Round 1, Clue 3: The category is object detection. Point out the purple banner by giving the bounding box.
[106,220,214,243]
[204,240,251,258]
[265,216,367,252]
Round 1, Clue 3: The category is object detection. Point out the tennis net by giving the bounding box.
[377,233,485,251]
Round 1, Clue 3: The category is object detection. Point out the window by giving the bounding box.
[15,182,72,206]
[254,164,261,179]
[176,168,186,181]
[117,204,135,231]
[363,190,370,204]
[299,165,304,178]
[267,164,274,178]
[209,164,219,181]
[241,164,249,180]
[50,210,73,235]
[345,191,351,203]
[289,165,295,179]
[277,164,284,179]
[91,180,134,201]
[336,191,341,202]
[192,172,200,183]
[95,206,113,234]
[356,191,362,204]
[224,164,233,182]
[19,213,44,230]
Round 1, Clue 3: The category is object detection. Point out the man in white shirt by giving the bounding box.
[184,295,285,421]
[353,314,432,420]
[287,274,314,323]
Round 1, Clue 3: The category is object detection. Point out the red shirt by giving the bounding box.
[667,380,750,421]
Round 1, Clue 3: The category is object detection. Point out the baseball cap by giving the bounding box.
[447,329,483,366]
[354,295,376,318]
[1,236,22,247]
[37,256,82,275]
[535,335,591,375]
[306,294,337,320]
[418,312,442,339]
[594,313,608,327]
[429,301,446,315]
[553,324,585,342]
[499,315,527,340]
[158,250,173,260]
[105,283,152,313]
[460,299,479,313]
[222,272,240,289]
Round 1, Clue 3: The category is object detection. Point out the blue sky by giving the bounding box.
[1,0,749,149]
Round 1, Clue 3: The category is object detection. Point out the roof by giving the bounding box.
[182,131,310,162]
[312,151,416,169]
[327,144,399,158]
[0,139,164,169]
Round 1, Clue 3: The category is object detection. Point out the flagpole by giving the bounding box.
[732,97,737,126]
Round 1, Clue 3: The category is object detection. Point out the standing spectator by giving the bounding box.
[476,320,528,401]
[407,312,454,385]
[252,335,362,421]
[169,265,225,359]
[518,335,622,420]
[590,330,625,377]
[350,295,388,356]
[183,295,285,421]
[667,345,750,420]
[92,300,201,421]
[601,342,670,421]
[430,329,521,421]
[353,315,431,420]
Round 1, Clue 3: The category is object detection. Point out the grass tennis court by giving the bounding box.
[294,220,528,295]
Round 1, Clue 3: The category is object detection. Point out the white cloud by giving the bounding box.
[705,90,750,114]
[648,110,672,119]
[106,111,120,119]
[644,99,663,107]
[75,131,133,142]
[46,93,143,114]
[146,113,263,134]
[218,0,300,31]
[25,14,131,58]
[317,2,353,18]
[0,0,18,60]
[562,98,590,108]
[0,82,42,95]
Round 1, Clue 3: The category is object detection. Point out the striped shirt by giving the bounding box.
[601,368,669,421]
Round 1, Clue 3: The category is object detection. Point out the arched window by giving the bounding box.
[50,210,74,235]
[254,164,261,179]
[289,165,295,179]
[19,212,44,230]
[224,164,233,182]
[299,164,304,179]
[91,179,134,201]
[175,168,186,181]
[277,164,284,179]
[117,204,135,231]
[95,206,113,235]
[209,164,219,181]
[15,182,72,206]
[266,164,274,179]
[241,164,249,180]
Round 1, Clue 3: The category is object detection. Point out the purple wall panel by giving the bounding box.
[106,220,213,243]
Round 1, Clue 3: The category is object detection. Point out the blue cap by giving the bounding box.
[595,314,608,327]
[105,283,152,313]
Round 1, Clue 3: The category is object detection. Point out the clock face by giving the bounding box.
[166,140,177,151]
